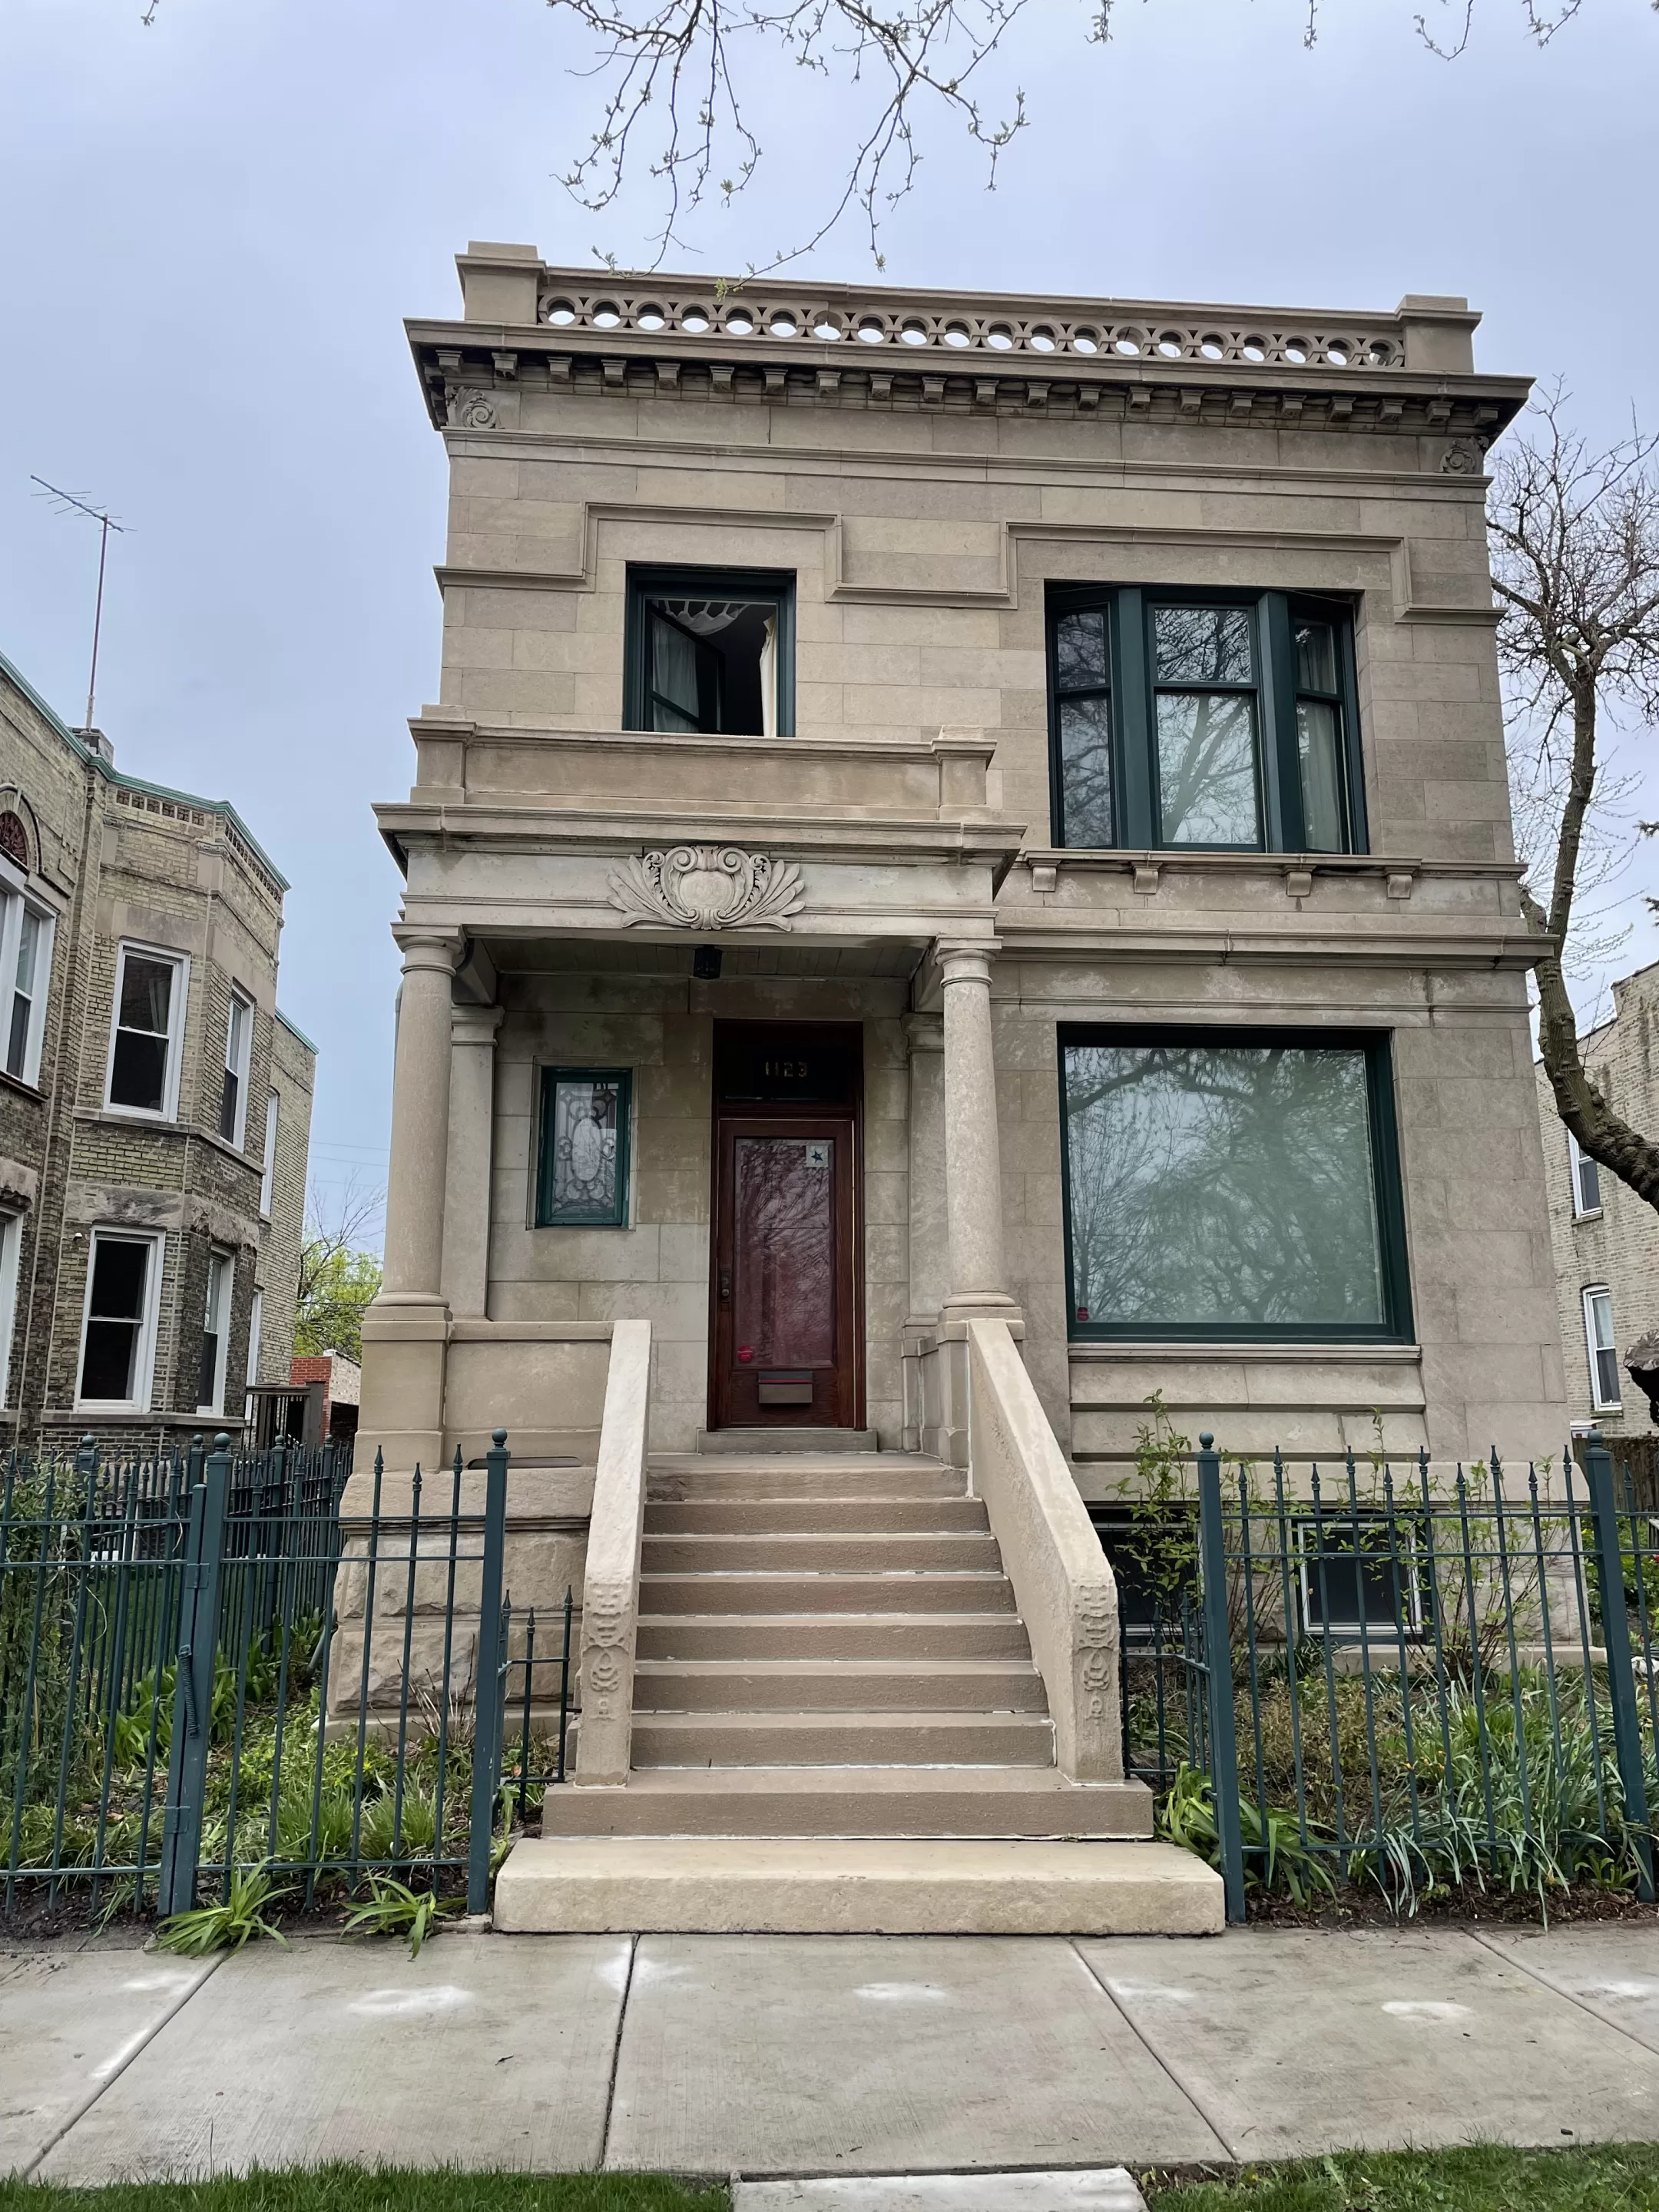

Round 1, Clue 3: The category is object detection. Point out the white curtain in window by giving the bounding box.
[760,614,778,737]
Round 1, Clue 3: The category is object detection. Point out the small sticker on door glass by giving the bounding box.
[804,1141,829,1171]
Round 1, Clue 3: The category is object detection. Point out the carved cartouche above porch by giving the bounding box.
[607,846,806,932]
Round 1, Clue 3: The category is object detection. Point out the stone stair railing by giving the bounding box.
[965,1316,1124,1783]
[572,1318,653,1786]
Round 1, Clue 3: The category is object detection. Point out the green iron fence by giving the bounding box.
[1117,1432,1659,1922]
[1,1426,573,1925]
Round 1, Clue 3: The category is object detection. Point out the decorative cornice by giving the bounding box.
[605,845,807,931]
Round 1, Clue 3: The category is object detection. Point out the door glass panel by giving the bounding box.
[733,1136,835,1367]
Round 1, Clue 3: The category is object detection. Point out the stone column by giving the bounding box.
[938,939,1018,1323]
[443,1004,504,1321]
[382,931,462,1300]
[933,939,1019,1472]
[357,928,461,1475]
[902,1011,947,1454]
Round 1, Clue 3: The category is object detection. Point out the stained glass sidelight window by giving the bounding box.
[536,1068,632,1227]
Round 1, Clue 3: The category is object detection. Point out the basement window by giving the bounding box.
[624,568,795,737]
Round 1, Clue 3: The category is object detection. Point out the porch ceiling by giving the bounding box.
[485,935,925,980]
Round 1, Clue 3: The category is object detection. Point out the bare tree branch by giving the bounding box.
[542,0,1629,270]
[1492,385,1659,1210]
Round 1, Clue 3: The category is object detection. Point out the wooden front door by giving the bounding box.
[710,1025,862,1430]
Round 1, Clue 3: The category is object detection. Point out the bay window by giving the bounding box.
[0,892,53,1087]
[77,1230,163,1410]
[198,1247,233,1415]
[1048,588,1366,855]
[220,991,253,1147]
[107,945,187,1118]
[1060,1028,1410,1341]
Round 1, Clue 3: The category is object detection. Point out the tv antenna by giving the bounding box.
[31,477,126,733]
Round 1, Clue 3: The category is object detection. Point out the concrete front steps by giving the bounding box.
[493,1835,1223,1934]
[521,1447,1220,1932]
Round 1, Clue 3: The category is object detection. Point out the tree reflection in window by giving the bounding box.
[1063,1038,1391,1333]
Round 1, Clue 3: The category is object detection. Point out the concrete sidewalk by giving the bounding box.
[5,1922,1659,2184]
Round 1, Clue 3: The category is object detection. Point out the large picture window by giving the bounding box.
[1047,588,1366,856]
[1060,1028,1410,1342]
[624,568,794,737]
[535,1068,632,1227]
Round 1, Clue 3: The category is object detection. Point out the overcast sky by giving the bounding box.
[2,0,1655,1243]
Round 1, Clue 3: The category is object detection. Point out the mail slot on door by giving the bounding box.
[757,1370,814,1406]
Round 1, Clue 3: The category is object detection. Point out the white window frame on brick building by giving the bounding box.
[259,1089,279,1217]
[0,854,55,1090]
[105,944,189,1121]
[0,1207,24,1408]
[197,1247,234,1416]
[221,991,254,1150]
[1568,1129,1603,1220]
[244,1283,263,1415]
[1583,1283,1621,1414]
[76,1229,164,1413]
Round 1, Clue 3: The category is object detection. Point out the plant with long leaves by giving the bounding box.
[154,1865,292,1955]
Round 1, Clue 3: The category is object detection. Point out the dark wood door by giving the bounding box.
[711,1114,859,1429]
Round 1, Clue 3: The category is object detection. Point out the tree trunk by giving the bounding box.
[1528,680,1659,1211]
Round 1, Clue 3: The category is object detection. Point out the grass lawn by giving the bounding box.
[0,2174,727,2212]
[1147,2142,1659,2210]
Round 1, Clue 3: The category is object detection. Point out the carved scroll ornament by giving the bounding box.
[606,844,806,931]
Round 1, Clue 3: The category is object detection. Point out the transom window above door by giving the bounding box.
[624,567,795,737]
[1047,587,1366,855]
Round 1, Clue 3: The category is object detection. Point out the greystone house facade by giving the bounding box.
[1536,958,1659,1440]
[346,252,1570,1926]
[363,252,1564,1484]
[0,649,313,1452]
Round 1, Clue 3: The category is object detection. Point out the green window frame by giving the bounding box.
[1058,1025,1412,1345]
[1046,586,1367,855]
[535,1068,633,1228]
[624,566,796,737]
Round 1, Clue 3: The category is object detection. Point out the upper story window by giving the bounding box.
[1568,1128,1602,1219]
[220,991,253,1148]
[260,1089,280,1216]
[0,882,53,1088]
[107,945,188,1120]
[1047,588,1366,855]
[624,567,795,737]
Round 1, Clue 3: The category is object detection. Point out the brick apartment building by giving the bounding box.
[0,647,314,1449]
[1538,957,1659,1439]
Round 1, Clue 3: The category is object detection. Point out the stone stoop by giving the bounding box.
[492,1835,1224,1934]
[521,1449,1220,1933]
